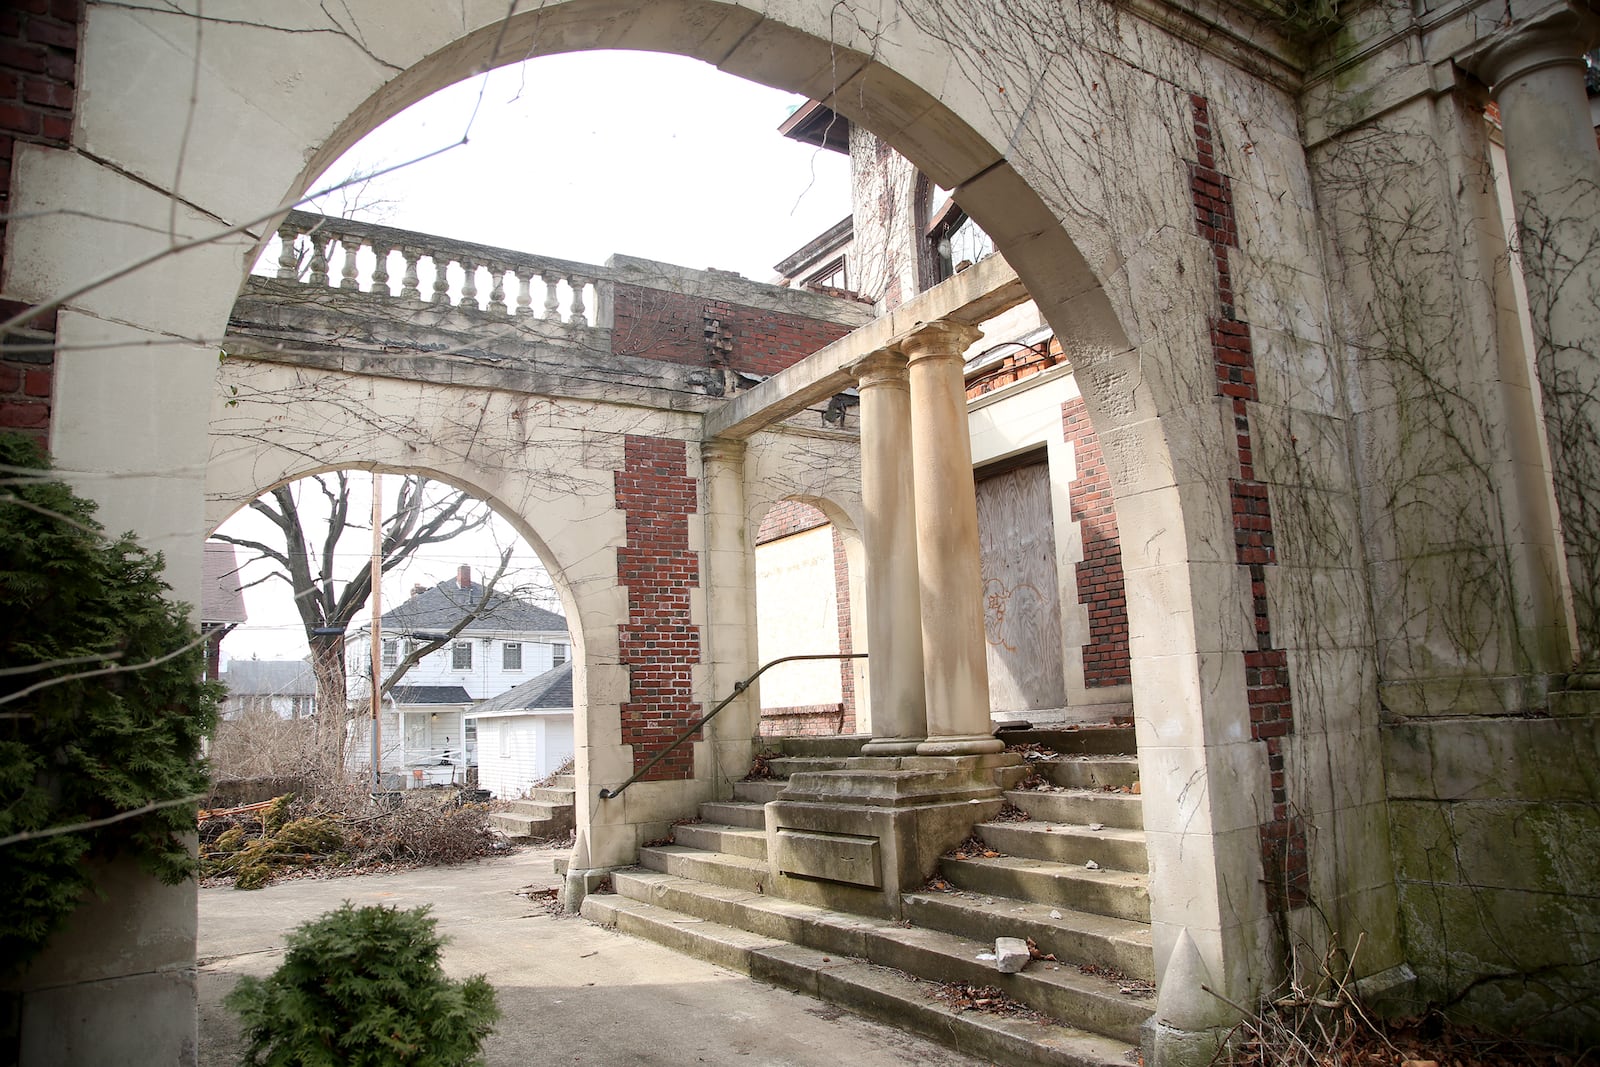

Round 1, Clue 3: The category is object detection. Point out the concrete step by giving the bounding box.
[505,799,565,819]
[940,856,1150,924]
[901,891,1154,983]
[489,808,574,839]
[638,844,768,893]
[1003,788,1144,831]
[1002,726,1136,756]
[1033,757,1140,791]
[550,774,575,790]
[699,800,766,829]
[732,779,786,804]
[608,869,1150,1042]
[529,786,575,804]
[586,885,1142,1064]
[774,735,871,758]
[976,822,1148,873]
[672,822,768,861]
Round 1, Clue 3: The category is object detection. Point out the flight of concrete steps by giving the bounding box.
[582,730,1153,1066]
[488,774,576,840]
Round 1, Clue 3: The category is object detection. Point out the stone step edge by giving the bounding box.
[610,867,1150,1042]
[582,893,1136,1067]
[940,856,1151,923]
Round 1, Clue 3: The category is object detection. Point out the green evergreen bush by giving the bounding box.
[0,432,220,971]
[225,903,500,1066]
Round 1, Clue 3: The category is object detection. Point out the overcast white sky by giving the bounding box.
[218,50,853,665]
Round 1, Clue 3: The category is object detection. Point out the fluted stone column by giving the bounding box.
[853,349,928,755]
[903,320,1004,756]
[1466,6,1600,683]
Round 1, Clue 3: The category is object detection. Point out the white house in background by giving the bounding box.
[469,661,575,798]
[348,565,569,786]
[220,660,316,721]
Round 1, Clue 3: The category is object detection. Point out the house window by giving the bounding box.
[452,641,472,670]
[503,642,522,671]
[381,638,398,669]
[552,643,567,666]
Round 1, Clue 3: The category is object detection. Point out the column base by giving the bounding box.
[1140,1017,1229,1067]
[860,736,925,755]
[916,733,1004,756]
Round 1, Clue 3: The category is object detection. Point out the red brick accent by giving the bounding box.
[1191,92,1306,909]
[758,704,846,736]
[1062,396,1132,688]
[610,283,852,378]
[965,340,1062,399]
[0,3,77,449]
[614,435,701,781]
[755,499,830,544]
[831,524,857,732]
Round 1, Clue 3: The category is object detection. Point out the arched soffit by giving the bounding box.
[205,461,587,655]
[756,493,861,544]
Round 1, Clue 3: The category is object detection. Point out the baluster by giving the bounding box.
[486,264,507,315]
[308,235,331,287]
[459,259,479,310]
[276,221,302,280]
[339,234,361,290]
[569,276,587,327]
[371,245,392,296]
[431,256,452,305]
[543,273,562,322]
[400,248,421,301]
[513,268,533,318]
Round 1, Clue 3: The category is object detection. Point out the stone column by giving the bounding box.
[903,320,1004,756]
[853,349,928,754]
[1466,7,1600,683]
[700,438,757,744]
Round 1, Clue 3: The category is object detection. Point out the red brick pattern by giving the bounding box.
[1062,396,1132,688]
[965,341,1062,399]
[831,524,857,732]
[614,435,701,781]
[610,283,852,378]
[1191,93,1306,909]
[0,1,78,448]
[758,704,846,736]
[755,499,830,544]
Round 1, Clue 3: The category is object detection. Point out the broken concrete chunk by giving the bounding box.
[995,937,1031,973]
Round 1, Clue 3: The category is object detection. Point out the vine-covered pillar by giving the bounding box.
[903,320,1005,756]
[1465,7,1600,683]
[853,347,928,755]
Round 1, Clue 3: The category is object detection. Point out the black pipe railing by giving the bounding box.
[597,652,868,801]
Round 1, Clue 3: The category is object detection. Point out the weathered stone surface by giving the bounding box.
[995,936,1031,973]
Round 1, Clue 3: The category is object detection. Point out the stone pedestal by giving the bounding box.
[763,753,1022,918]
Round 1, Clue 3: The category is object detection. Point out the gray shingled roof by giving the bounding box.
[202,541,248,626]
[390,685,474,705]
[223,660,315,696]
[470,661,573,715]
[379,577,567,635]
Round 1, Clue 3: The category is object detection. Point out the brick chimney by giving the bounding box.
[412,583,426,597]
[457,565,471,589]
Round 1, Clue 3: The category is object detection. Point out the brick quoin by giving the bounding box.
[614,435,702,781]
[1062,396,1132,689]
[610,283,852,378]
[0,1,78,448]
[1191,93,1307,909]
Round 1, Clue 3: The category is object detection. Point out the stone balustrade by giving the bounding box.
[266,209,610,333]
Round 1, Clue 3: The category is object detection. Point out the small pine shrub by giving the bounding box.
[0,432,220,972]
[225,903,499,1066]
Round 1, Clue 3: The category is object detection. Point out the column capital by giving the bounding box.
[894,319,984,365]
[851,347,911,390]
[1460,5,1600,95]
[700,436,746,465]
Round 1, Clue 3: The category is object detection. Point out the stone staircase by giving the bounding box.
[582,731,1153,1066]
[489,774,576,840]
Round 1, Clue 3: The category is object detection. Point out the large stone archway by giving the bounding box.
[3,0,1406,1061]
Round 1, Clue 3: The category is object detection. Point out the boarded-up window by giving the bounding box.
[976,457,1066,713]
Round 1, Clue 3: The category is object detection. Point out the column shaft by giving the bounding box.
[904,320,1003,756]
[855,350,927,754]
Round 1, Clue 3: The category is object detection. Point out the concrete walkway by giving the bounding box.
[199,847,986,1066]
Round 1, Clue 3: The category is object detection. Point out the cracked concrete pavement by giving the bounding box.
[198,846,986,1066]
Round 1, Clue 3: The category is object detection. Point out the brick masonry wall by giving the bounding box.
[1190,93,1307,910]
[1061,396,1133,689]
[0,0,79,448]
[755,499,830,544]
[610,283,853,379]
[758,703,846,736]
[614,435,701,781]
[831,524,857,732]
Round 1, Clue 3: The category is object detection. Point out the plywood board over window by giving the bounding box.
[976,456,1066,713]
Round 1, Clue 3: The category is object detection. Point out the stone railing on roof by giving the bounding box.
[267,209,611,338]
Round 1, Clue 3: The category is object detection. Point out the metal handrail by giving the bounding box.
[597,652,868,800]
